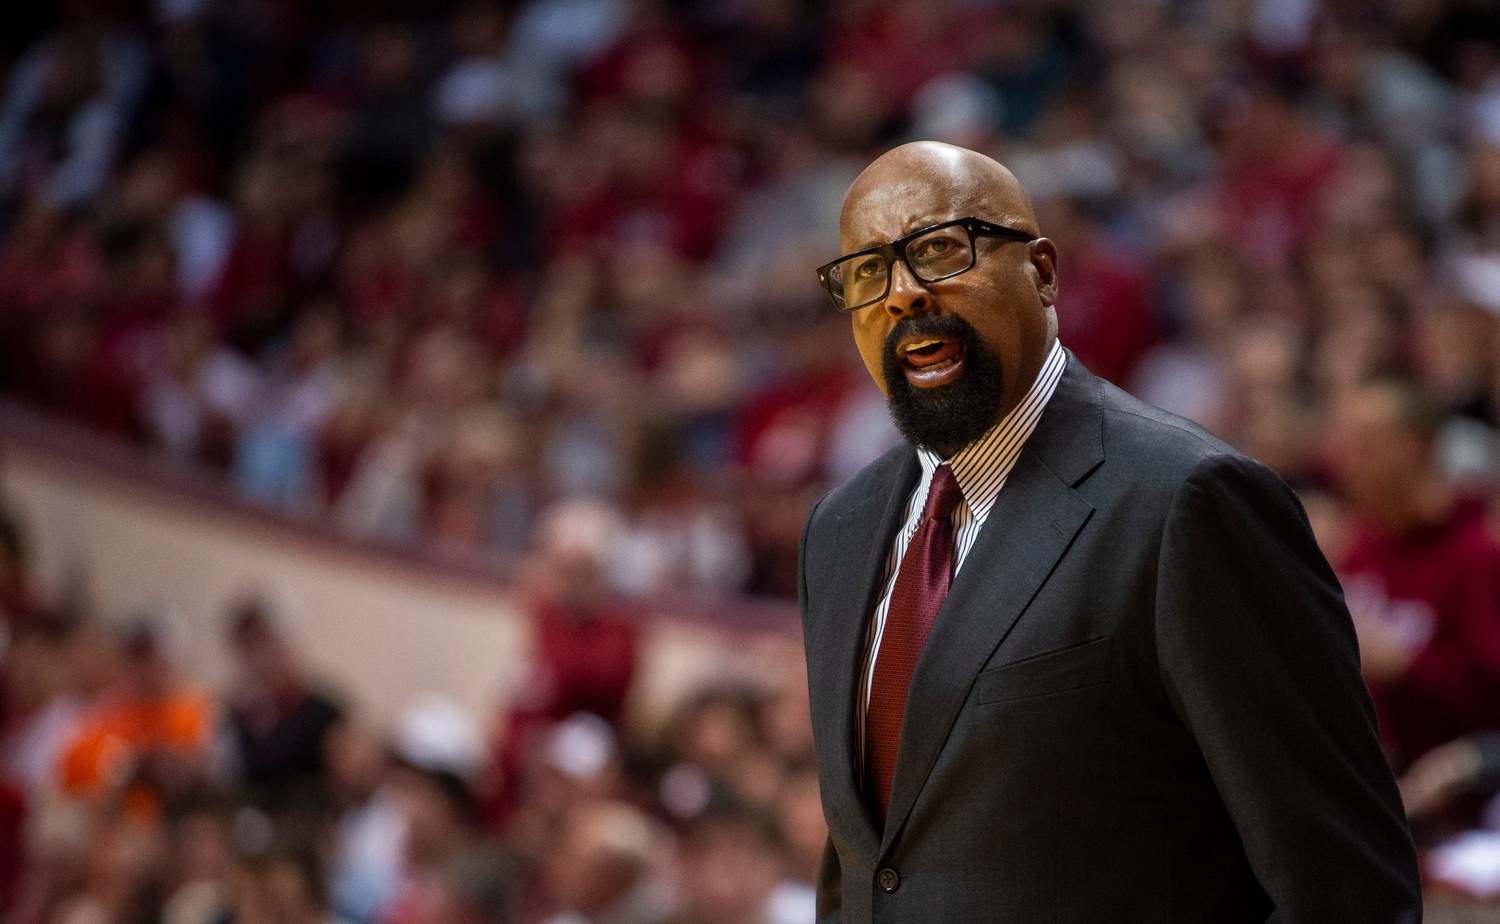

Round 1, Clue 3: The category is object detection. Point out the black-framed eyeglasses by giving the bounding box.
[816,217,1036,312]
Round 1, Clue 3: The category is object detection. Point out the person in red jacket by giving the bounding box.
[1329,377,1500,769]
[483,501,637,828]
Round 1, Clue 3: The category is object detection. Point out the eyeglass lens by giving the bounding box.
[829,224,976,309]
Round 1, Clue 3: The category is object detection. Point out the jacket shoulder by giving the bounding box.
[1094,379,1246,487]
[810,440,914,525]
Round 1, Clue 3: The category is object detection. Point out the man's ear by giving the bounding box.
[1029,238,1058,307]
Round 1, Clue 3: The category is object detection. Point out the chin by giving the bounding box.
[878,313,1008,456]
[883,363,1004,457]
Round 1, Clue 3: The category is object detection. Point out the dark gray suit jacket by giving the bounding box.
[798,351,1422,923]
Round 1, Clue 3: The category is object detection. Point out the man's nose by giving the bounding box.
[883,257,931,318]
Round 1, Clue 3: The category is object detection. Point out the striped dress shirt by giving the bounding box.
[857,338,1067,760]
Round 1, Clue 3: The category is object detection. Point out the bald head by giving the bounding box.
[841,142,1039,251]
[832,141,1059,458]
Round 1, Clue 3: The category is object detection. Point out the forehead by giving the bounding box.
[839,174,986,253]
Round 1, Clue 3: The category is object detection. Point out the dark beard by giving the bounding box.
[881,314,1005,459]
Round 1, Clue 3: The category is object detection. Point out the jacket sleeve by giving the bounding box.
[799,494,843,923]
[1155,453,1422,924]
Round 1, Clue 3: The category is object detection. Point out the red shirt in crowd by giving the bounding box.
[483,600,637,828]
[1052,248,1156,387]
[1340,498,1500,767]
[0,784,20,915]
[522,600,638,727]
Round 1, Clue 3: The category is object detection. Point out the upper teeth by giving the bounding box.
[905,339,942,352]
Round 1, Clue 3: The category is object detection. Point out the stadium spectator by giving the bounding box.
[0,7,150,211]
[222,596,345,813]
[665,801,792,924]
[428,844,519,924]
[380,695,485,924]
[226,838,345,924]
[487,501,638,824]
[1328,378,1500,770]
[57,616,215,820]
[537,800,671,924]
[327,722,406,924]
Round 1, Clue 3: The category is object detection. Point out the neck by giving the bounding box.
[1001,340,1052,423]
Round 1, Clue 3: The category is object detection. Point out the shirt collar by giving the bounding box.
[916,338,1068,522]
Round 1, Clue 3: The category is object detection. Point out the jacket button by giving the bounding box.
[877,867,900,892]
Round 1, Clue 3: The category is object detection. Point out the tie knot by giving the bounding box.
[923,464,963,522]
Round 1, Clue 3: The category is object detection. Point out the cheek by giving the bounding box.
[851,316,892,392]
[935,289,1016,352]
[942,276,1041,358]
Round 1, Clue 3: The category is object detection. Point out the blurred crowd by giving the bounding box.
[1,0,1499,602]
[0,498,827,924]
[4,0,1500,914]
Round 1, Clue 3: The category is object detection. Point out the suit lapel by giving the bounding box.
[879,445,1094,850]
[808,447,919,862]
[879,354,1104,851]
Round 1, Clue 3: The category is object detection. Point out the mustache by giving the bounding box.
[882,313,981,363]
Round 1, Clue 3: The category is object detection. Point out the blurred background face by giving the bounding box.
[230,856,323,924]
[541,803,651,913]
[392,767,473,867]
[231,623,297,691]
[537,547,607,613]
[172,809,231,884]
[323,722,389,803]
[119,638,174,700]
[1327,387,1431,516]
[679,818,780,924]
[523,502,624,611]
[671,693,761,777]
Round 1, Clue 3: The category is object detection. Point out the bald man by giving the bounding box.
[798,143,1420,922]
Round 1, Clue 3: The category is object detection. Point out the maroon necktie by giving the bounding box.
[865,463,963,820]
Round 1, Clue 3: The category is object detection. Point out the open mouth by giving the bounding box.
[898,335,966,387]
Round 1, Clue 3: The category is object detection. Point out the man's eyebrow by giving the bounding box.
[851,216,949,254]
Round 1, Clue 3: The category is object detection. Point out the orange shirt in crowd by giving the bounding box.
[58,688,214,815]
